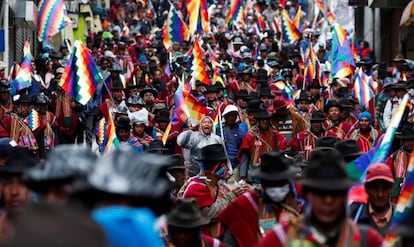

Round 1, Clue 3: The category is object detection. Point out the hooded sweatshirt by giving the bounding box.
[177,116,223,177]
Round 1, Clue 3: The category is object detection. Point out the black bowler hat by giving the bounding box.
[334,140,364,163]
[298,151,358,191]
[254,109,271,119]
[139,86,158,98]
[397,128,414,140]
[315,136,337,148]
[168,198,210,228]
[250,151,300,181]
[324,100,341,114]
[309,111,325,122]
[146,140,169,153]
[235,89,249,100]
[0,147,37,177]
[294,91,310,104]
[246,100,261,114]
[196,144,228,162]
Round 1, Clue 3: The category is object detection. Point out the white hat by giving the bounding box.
[131,110,148,126]
[104,50,116,59]
[0,61,5,70]
[222,105,239,117]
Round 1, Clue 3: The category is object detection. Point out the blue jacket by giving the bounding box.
[217,124,247,168]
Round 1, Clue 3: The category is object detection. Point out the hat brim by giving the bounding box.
[298,178,358,191]
[365,176,394,184]
[250,166,300,180]
[139,89,158,98]
[168,216,210,228]
[147,147,169,153]
[398,134,414,139]
[310,118,326,122]
[195,156,228,162]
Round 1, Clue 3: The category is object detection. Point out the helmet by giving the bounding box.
[126,95,145,106]
[239,65,254,75]
[33,93,51,104]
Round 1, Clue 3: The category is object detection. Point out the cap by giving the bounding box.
[365,163,394,183]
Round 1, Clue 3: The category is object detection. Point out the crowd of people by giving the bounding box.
[0,0,413,246]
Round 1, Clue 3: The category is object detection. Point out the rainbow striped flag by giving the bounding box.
[225,0,242,25]
[37,0,72,42]
[383,150,414,247]
[346,94,409,180]
[102,110,120,154]
[294,6,304,32]
[303,46,321,89]
[353,68,374,107]
[182,87,208,126]
[257,13,266,32]
[315,0,336,24]
[59,40,102,105]
[187,0,209,34]
[292,89,301,101]
[331,23,356,79]
[8,62,20,82]
[95,118,107,146]
[12,41,32,95]
[162,5,189,49]
[24,109,42,131]
[274,81,293,101]
[281,9,300,43]
[190,38,211,88]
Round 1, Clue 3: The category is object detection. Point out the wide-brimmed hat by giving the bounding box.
[324,100,341,114]
[397,128,414,140]
[0,79,11,92]
[0,147,37,177]
[259,86,272,98]
[383,77,395,88]
[247,100,261,113]
[23,145,97,192]
[235,89,249,100]
[168,198,210,228]
[255,108,271,119]
[273,98,288,111]
[73,145,173,199]
[232,37,244,45]
[298,151,358,191]
[0,137,17,154]
[337,87,350,98]
[250,151,300,181]
[392,82,407,90]
[338,98,352,109]
[315,136,337,148]
[196,144,228,162]
[309,111,325,122]
[146,140,169,153]
[115,116,132,129]
[203,85,219,94]
[392,53,405,62]
[167,154,185,170]
[294,91,310,104]
[139,86,158,98]
[156,110,170,123]
[407,80,414,89]
[13,94,33,105]
[111,80,126,91]
[126,95,145,106]
[33,93,51,105]
[334,140,364,163]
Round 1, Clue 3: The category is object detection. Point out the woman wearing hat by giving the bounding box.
[386,128,414,199]
[308,79,325,113]
[256,151,383,247]
[383,82,406,129]
[290,111,337,160]
[218,151,300,247]
[229,64,257,97]
[346,111,383,153]
[33,93,59,152]
[129,110,153,151]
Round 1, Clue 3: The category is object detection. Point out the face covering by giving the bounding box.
[214,165,227,177]
[265,184,290,202]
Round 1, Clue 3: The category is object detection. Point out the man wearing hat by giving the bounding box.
[349,163,395,237]
[53,87,78,144]
[217,105,247,172]
[139,86,158,125]
[391,53,405,80]
[239,109,288,182]
[256,151,383,247]
[181,144,248,237]
[218,151,300,247]
[375,77,396,132]
[259,85,273,112]
[270,98,307,140]
[383,82,406,129]
[0,147,37,239]
[117,42,134,80]
[0,94,43,153]
[230,64,257,97]
[290,111,336,160]
[339,98,357,125]
[308,79,325,112]
[0,79,14,119]
[243,99,261,131]
[323,100,352,140]
[346,112,383,153]
[32,93,59,154]
[168,154,186,199]
[294,90,311,124]
[99,79,126,122]
[150,68,169,101]
[167,198,225,247]
[387,128,414,199]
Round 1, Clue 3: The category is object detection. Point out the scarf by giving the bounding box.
[55,92,73,128]
[285,218,361,247]
[349,127,378,153]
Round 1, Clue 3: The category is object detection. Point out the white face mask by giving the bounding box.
[408,88,414,96]
[265,184,290,202]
